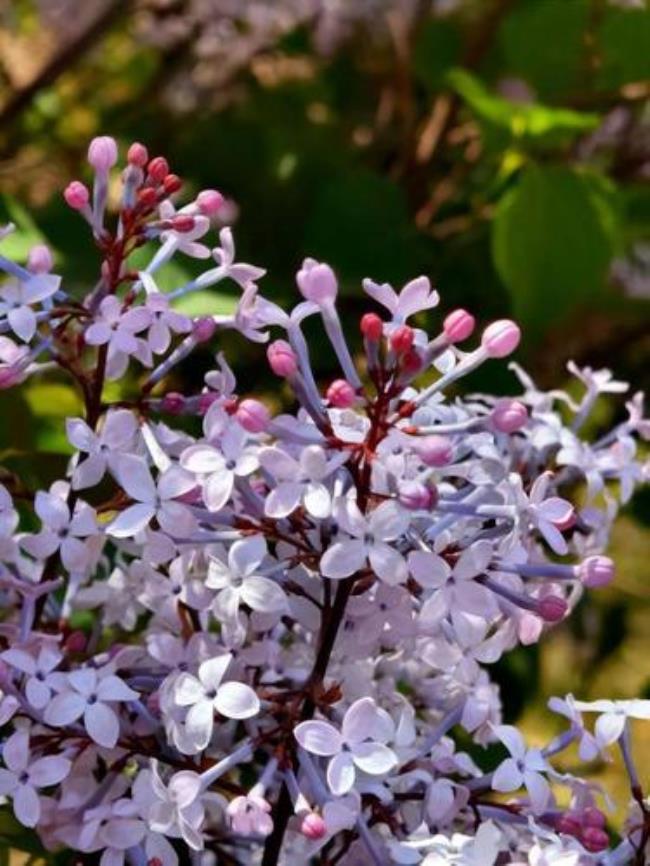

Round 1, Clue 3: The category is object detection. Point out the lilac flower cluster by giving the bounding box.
[0,136,648,866]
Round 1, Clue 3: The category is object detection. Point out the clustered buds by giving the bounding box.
[0,138,647,866]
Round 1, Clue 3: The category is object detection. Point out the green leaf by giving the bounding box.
[492,164,619,334]
[598,6,650,90]
[447,69,599,145]
[0,195,51,262]
[173,289,238,317]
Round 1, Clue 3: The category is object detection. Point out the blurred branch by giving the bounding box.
[0,0,132,139]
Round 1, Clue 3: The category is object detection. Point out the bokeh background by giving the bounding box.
[0,0,649,859]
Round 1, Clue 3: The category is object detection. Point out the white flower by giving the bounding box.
[0,273,60,342]
[206,535,287,620]
[66,409,138,489]
[21,487,97,570]
[259,444,346,519]
[181,425,259,512]
[84,295,152,380]
[173,654,260,750]
[147,761,205,851]
[138,278,192,354]
[572,698,650,749]
[107,455,196,538]
[295,697,397,795]
[0,730,70,827]
[491,725,550,813]
[2,644,62,710]
[321,498,409,583]
[44,667,139,748]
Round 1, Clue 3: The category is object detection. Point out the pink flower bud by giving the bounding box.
[197,189,224,216]
[296,260,338,304]
[267,340,298,377]
[193,317,217,343]
[481,320,521,358]
[581,827,609,853]
[416,435,453,467]
[360,312,383,341]
[163,174,182,195]
[161,392,185,414]
[64,181,90,210]
[390,325,414,355]
[444,309,475,343]
[300,812,327,840]
[237,399,271,433]
[87,136,118,172]
[398,480,437,510]
[147,156,170,183]
[64,630,87,654]
[0,366,24,390]
[555,812,582,836]
[537,595,568,623]
[402,349,422,374]
[578,555,615,589]
[171,215,196,233]
[582,807,606,829]
[491,398,528,433]
[198,392,218,415]
[27,244,53,274]
[127,142,149,167]
[327,379,356,408]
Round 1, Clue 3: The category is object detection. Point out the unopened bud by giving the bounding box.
[64,630,87,654]
[398,480,437,510]
[64,181,90,211]
[127,142,149,167]
[416,435,453,467]
[443,309,475,343]
[300,812,326,840]
[236,399,270,433]
[193,318,216,343]
[582,807,606,829]
[198,392,218,415]
[197,189,224,216]
[163,174,183,195]
[578,555,615,589]
[137,187,158,208]
[87,136,118,173]
[27,244,54,274]
[327,379,356,408]
[268,340,298,378]
[296,260,338,304]
[360,313,383,341]
[161,392,185,414]
[390,325,414,355]
[491,399,528,433]
[537,595,568,623]
[147,156,170,183]
[482,320,521,358]
[171,215,195,233]
[581,827,609,853]
[556,812,582,836]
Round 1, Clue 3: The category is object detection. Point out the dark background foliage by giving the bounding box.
[0,0,648,858]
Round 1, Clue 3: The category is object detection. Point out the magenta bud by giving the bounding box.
[236,399,270,433]
[578,555,615,589]
[300,812,326,840]
[267,340,298,377]
[197,189,224,216]
[87,136,118,172]
[360,312,383,341]
[481,319,521,358]
[161,392,185,414]
[127,142,149,167]
[416,434,453,467]
[64,181,90,210]
[27,244,54,274]
[491,398,528,433]
[327,379,356,408]
[171,215,196,233]
[537,595,568,622]
[198,392,218,415]
[64,630,87,654]
[296,259,338,304]
[390,325,415,355]
[556,812,582,836]
[148,156,170,183]
[193,317,217,343]
[398,480,437,511]
[444,309,475,343]
[581,827,609,853]
[582,807,606,829]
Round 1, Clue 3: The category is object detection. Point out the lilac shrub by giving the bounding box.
[0,137,648,866]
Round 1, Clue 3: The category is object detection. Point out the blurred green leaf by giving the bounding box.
[448,69,599,145]
[492,164,619,333]
[598,6,650,90]
[0,195,50,262]
[173,289,238,317]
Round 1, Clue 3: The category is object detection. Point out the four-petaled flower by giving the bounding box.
[0,730,70,826]
[491,725,550,813]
